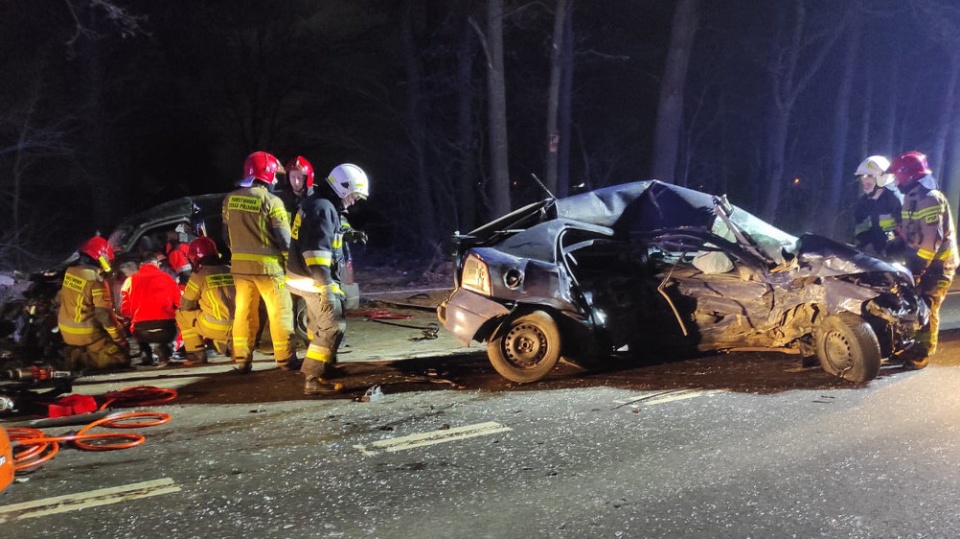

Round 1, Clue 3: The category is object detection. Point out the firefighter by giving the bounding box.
[57,235,130,370]
[853,155,901,257]
[120,251,182,365]
[286,163,369,395]
[164,222,195,286]
[276,155,315,220]
[176,237,235,366]
[222,151,298,373]
[887,151,958,365]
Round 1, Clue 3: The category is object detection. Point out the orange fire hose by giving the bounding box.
[7,386,176,472]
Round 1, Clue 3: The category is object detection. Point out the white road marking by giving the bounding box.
[0,478,181,522]
[614,389,721,406]
[354,421,512,456]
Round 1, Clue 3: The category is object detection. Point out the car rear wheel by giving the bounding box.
[814,313,882,383]
[487,311,562,383]
[293,295,310,346]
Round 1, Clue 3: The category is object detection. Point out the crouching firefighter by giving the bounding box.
[57,235,130,370]
[176,237,236,366]
[286,163,370,396]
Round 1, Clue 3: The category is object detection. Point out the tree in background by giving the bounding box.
[650,0,700,184]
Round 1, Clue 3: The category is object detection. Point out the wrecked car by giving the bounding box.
[437,180,928,384]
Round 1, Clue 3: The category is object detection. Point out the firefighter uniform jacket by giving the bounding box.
[854,188,901,253]
[286,192,344,295]
[180,263,235,327]
[58,263,125,346]
[222,184,291,276]
[120,263,181,331]
[901,183,959,277]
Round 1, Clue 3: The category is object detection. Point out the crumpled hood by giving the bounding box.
[796,233,910,279]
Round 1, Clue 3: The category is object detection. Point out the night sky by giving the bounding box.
[1,0,957,268]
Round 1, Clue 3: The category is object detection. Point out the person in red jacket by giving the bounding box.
[121,251,182,365]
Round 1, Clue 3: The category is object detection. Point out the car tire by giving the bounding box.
[487,311,562,383]
[814,313,882,383]
[293,295,310,346]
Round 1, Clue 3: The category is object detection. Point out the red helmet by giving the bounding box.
[79,235,114,272]
[187,236,219,267]
[242,151,282,185]
[886,151,932,189]
[284,156,315,194]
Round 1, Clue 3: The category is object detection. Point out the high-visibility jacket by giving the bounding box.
[180,263,235,327]
[222,184,291,276]
[286,191,344,295]
[120,263,181,330]
[854,188,901,252]
[58,263,125,345]
[900,182,959,277]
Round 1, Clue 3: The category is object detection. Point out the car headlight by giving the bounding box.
[461,253,491,295]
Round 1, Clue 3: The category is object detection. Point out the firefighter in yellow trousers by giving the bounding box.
[176,237,235,366]
[887,151,958,367]
[222,151,298,373]
[57,235,130,370]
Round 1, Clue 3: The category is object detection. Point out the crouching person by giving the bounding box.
[176,237,235,366]
[121,251,182,365]
[58,235,130,370]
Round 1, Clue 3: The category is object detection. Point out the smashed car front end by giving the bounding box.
[795,234,929,357]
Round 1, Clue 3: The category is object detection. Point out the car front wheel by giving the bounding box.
[814,313,882,383]
[487,311,562,383]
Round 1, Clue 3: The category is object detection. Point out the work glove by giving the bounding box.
[320,285,346,305]
[342,229,368,244]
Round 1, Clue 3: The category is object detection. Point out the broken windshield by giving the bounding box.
[716,204,797,266]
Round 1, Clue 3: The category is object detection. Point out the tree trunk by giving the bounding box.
[557,1,574,198]
[456,8,479,231]
[401,0,437,250]
[817,17,859,237]
[650,0,700,184]
[543,0,569,195]
[485,0,511,218]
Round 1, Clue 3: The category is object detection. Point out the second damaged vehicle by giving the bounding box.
[438,181,928,384]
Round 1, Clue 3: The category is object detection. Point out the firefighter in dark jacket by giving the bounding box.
[58,235,130,370]
[852,155,901,256]
[222,151,298,373]
[887,151,958,366]
[286,163,370,395]
[276,155,315,222]
[176,237,235,366]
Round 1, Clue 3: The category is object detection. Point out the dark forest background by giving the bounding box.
[2,0,960,272]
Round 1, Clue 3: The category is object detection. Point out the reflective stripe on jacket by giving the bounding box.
[58,263,124,344]
[901,184,959,273]
[180,264,235,328]
[222,185,291,276]
[287,192,343,289]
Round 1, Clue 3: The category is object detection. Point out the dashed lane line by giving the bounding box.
[0,478,181,523]
[354,421,512,456]
[614,389,721,407]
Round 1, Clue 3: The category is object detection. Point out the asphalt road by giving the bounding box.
[4,293,960,539]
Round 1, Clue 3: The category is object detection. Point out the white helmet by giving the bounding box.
[855,155,893,186]
[326,163,370,201]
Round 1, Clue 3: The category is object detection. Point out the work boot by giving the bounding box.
[303,376,343,396]
[233,360,253,374]
[277,355,303,371]
[183,351,208,366]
